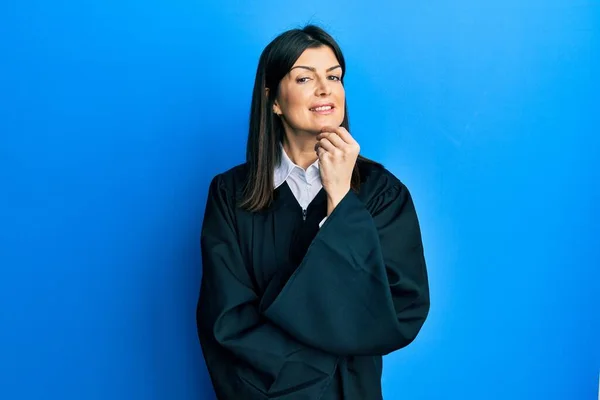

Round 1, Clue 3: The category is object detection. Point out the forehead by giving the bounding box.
[291,46,340,70]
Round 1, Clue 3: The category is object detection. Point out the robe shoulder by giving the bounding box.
[210,162,250,200]
[353,159,413,214]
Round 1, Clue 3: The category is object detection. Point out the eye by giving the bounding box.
[296,77,311,83]
[328,75,341,81]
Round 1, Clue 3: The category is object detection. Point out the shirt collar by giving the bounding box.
[274,143,320,189]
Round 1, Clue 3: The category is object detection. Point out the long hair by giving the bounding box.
[240,24,379,212]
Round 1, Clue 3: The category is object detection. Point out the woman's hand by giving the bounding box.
[315,126,360,215]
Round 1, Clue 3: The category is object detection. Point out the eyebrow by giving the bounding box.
[290,65,342,73]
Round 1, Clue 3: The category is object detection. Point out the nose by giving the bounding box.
[315,76,332,97]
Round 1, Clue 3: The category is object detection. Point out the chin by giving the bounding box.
[312,114,344,130]
[288,115,345,135]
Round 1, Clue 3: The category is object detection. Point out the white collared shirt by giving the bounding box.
[274,145,327,227]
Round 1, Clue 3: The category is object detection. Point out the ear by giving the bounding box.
[266,88,282,116]
[272,100,282,116]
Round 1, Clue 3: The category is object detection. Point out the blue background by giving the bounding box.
[1,1,598,399]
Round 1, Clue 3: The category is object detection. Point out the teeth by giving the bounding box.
[312,106,332,111]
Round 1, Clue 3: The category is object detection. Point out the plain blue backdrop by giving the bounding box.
[1,1,598,399]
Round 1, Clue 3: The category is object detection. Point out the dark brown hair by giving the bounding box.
[240,24,379,211]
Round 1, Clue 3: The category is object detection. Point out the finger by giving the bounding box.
[319,126,355,146]
[332,126,356,145]
[318,137,337,153]
[316,146,327,158]
[316,131,330,141]
[318,131,346,149]
[320,125,338,134]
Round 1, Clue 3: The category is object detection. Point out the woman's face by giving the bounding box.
[273,46,345,136]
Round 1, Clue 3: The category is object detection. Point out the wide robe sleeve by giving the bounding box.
[197,175,338,399]
[261,179,430,357]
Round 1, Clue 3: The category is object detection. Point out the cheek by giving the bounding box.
[334,86,346,115]
[278,89,296,107]
[281,91,310,117]
[335,85,346,103]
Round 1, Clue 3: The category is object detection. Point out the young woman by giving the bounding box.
[196,25,430,400]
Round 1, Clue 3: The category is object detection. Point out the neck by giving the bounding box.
[282,132,318,170]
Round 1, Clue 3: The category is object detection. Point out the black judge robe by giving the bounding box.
[196,160,430,400]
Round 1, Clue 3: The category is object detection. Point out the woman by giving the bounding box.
[196,25,430,400]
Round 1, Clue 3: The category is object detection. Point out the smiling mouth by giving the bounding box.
[309,105,335,114]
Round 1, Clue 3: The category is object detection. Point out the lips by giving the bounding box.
[309,103,335,114]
